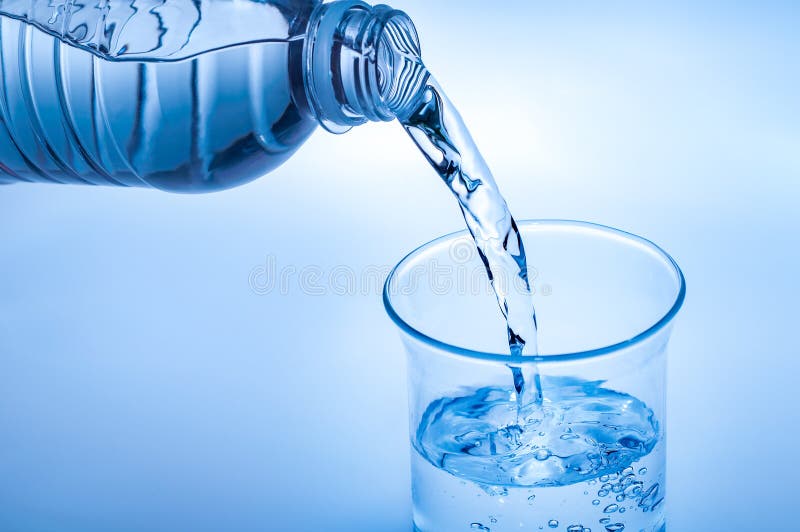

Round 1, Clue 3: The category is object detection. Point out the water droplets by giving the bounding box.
[588,461,661,522]
[533,448,552,461]
[471,523,490,531]
[623,481,644,498]
[604,524,625,532]
[480,484,509,497]
[548,520,559,528]
[651,497,665,512]
[638,483,661,512]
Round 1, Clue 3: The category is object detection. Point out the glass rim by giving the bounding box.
[383,219,686,364]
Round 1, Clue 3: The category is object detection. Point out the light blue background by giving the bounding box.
[1,1,798,530]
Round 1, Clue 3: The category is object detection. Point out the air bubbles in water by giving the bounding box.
[534,449,552,461]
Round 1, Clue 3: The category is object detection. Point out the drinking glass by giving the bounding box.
[384,220,685,532]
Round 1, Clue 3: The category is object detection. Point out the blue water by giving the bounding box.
[412,377,665,531]
[415,377,659,488]
[0,4,317,191]
[400,76,543,411]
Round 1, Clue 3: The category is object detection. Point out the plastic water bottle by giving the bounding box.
[0,0,424,192]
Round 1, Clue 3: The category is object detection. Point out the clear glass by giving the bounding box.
[384,220,685,532]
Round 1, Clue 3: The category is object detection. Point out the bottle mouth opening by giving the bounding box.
[372,10,429,122]
[304,2,424,134]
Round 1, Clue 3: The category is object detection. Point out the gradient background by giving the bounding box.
[1,1,798,530]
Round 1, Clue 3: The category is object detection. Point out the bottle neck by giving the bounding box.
[303,0,428,134]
